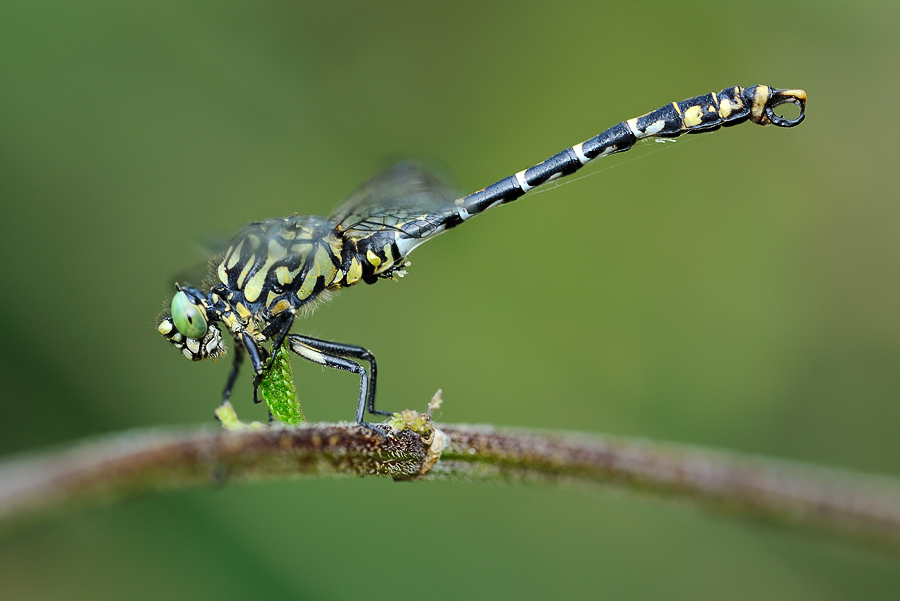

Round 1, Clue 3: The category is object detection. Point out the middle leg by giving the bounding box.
[290,334,386,417]
[287,335,385,428]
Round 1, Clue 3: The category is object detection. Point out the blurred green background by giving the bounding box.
[2,0,899,598]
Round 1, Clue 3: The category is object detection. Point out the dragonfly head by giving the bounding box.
[157,285,226,361]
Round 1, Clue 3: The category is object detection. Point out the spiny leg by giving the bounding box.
[220,340,245,405]
[239,332,269,405]
[287,335,384,434]
[263,311,296,372]
[290,334,384,416]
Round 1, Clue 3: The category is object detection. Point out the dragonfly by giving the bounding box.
[157,84,806,431]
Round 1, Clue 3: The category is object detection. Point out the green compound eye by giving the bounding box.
[171,290,208,339]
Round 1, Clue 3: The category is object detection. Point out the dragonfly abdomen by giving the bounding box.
[456,85,806,220]
[341,230,407,284]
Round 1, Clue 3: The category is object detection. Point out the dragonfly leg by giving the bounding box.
[220,340,245,405]
[240,332,268,404]
[290,334,386,417]
[287,335,386,432]
[262,311,296,371]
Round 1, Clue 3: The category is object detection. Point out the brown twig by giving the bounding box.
[435,425,900,547]
[2,422,900,548]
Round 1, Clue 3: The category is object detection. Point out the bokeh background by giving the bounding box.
[2,0,899,598]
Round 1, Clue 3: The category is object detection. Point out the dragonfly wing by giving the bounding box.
[329,162,461,241]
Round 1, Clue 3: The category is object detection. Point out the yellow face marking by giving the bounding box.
[683,105,704,128]
[157,320,173,335]
[366,249,382,268]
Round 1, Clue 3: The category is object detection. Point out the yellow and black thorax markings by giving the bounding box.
[215,215,344,319]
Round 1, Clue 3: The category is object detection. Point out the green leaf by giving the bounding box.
[259,342,305,425]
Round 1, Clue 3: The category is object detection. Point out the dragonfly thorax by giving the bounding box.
[158,215,350,362]
[215,215,345,314]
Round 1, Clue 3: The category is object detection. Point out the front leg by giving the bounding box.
[262,310,295,372]
[240,332,269,404]
[220,340,245,405]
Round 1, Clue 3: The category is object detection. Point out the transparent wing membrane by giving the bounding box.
[330,162,461,237]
